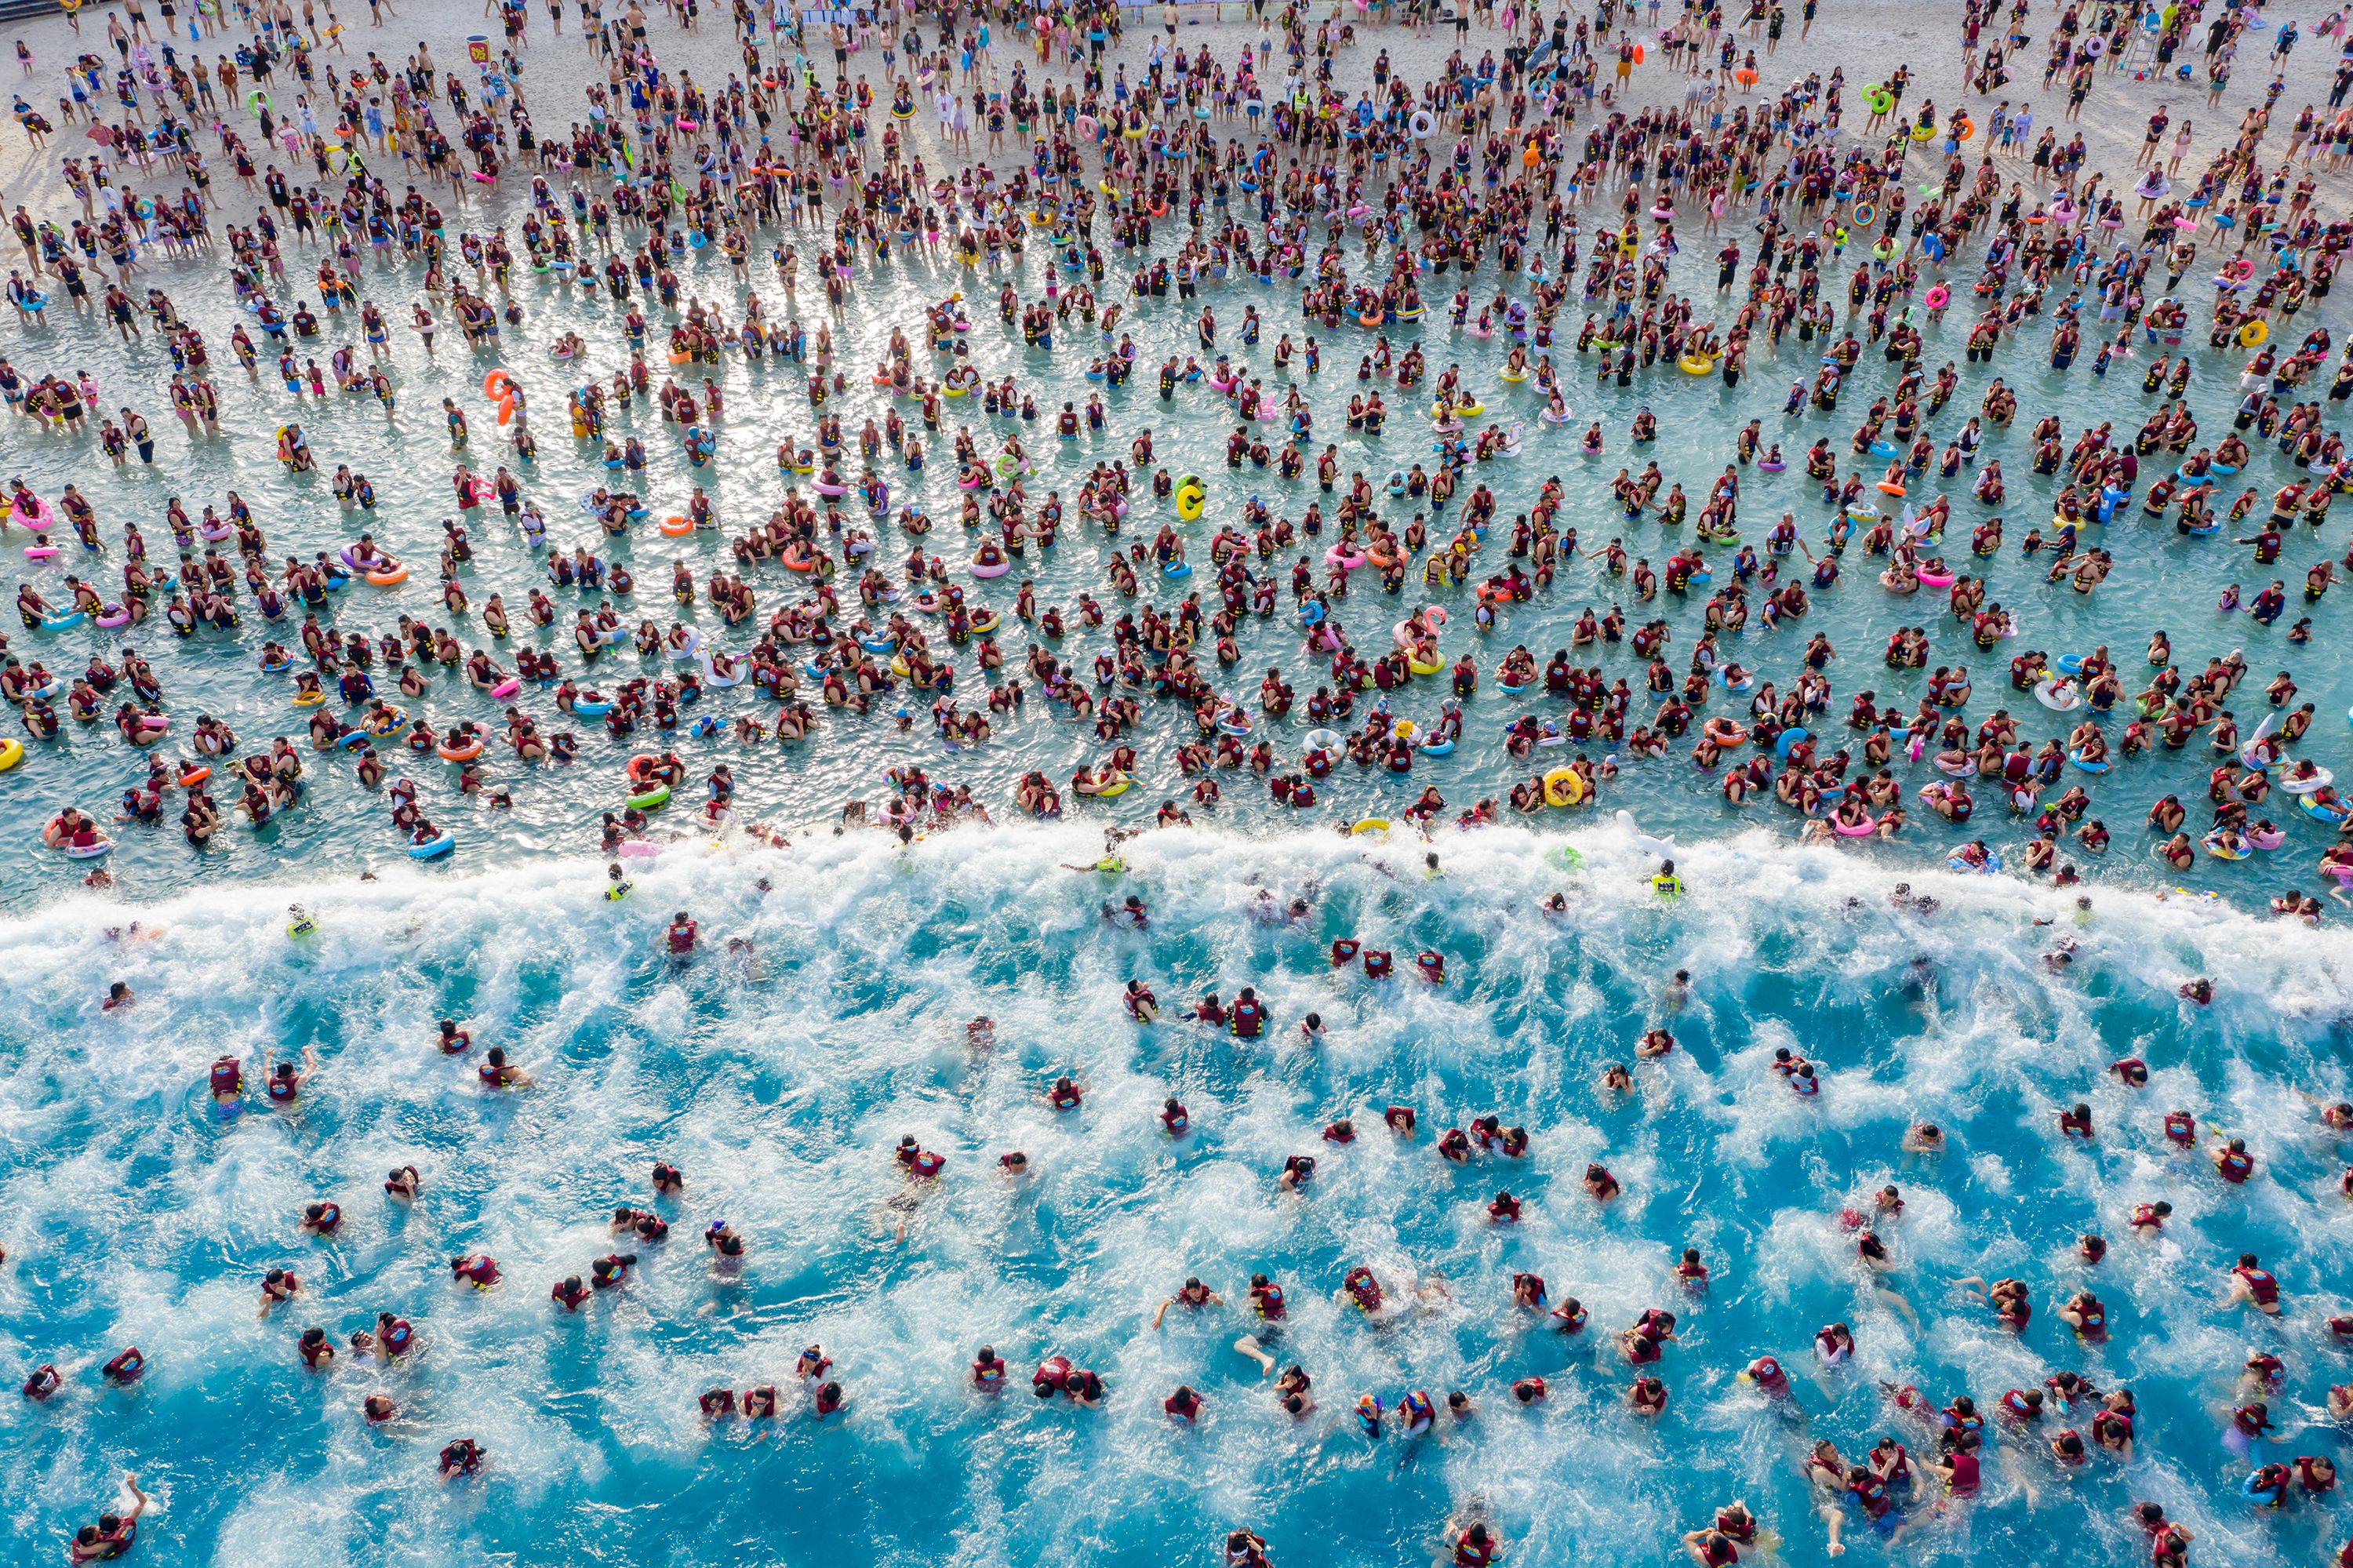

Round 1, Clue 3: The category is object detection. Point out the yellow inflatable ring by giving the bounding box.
[1543,766,1585,806]
[1096,779,1131,798]
[2239,319,2269,347]
[0,736,21,771]
[1175,484,1206,522]
[1351,817,1391,835]
[1408,657,1444,677]
[1678,354,1717,375]
[293,691,325,708]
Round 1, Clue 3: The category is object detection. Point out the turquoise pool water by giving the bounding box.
[0,178,2345,909]
[7,59,2353,1568]
[6,825,2352,1564]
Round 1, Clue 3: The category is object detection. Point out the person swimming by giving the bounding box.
[66,1474,148,1566]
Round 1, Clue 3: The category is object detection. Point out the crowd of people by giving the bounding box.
[6,0,2353,916]
[14,0,2353,1552]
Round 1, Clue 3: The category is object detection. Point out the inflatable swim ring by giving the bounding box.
[2034,678,2081,711]
[1542,767,1584,806]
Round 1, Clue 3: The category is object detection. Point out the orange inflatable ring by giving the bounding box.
[660,515,696,537]
[367,563,410,586]
[1366,545,1402,570]
[625,751,661,786]
[482,369,517,401]
[667,351,692,365]
[1703,718,1747,747]
[178,765,210,786]
[1953,115,1974,140]
[1150,200,1168,217]
[1876,481,1907,497]
[436,738,485,762]
[781,544,816,571]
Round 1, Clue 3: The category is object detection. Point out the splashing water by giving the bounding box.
[5,825,2351,1565]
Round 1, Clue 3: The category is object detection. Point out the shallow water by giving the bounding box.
[9,40,2353,1565]
[3,169,2348,909]
[5,824,2353,1564]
